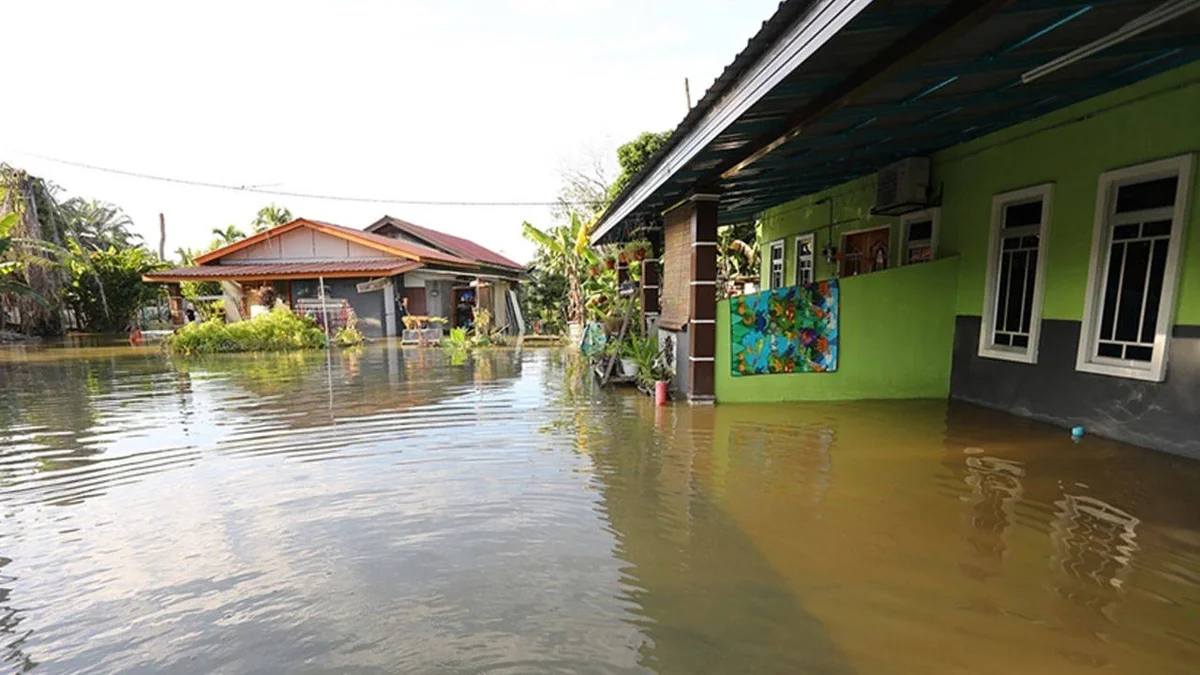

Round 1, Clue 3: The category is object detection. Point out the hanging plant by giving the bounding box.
[626,239,650,262]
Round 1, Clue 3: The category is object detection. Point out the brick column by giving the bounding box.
[688,194,719,402]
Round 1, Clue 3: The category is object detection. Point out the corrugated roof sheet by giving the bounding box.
[194,218,475,267]
[145,260,421,281]
[306,219,473,266]
[367,216,525,271]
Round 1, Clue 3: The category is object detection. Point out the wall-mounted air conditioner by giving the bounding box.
[873,157,930,216]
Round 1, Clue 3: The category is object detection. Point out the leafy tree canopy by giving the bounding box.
[608,131,671,203]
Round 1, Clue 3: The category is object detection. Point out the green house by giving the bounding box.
[591,0,1200,458]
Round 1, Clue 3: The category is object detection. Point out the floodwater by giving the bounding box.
[0,344,1198,674]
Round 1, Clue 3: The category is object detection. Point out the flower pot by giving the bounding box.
[632,248,646,261]
[620,358,639,377]
[604,259,616,270]
[655,380,669,406]
[619,252,629,264]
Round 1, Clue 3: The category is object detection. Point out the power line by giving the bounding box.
[11,151,607,208]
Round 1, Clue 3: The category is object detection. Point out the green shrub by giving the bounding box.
[333,316,365,347]
[167,306,326,355]
[441,327,469,349]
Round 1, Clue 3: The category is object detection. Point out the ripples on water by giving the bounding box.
[0,342,1198,673]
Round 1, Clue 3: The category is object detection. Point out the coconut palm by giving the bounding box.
[211,225,247,246]
[59,198,140,251]
[252,204,292,233]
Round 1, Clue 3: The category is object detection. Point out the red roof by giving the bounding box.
[367,216,524,271]
[194,219,474,267]
[307,219,471,266]
[144,260,422,282]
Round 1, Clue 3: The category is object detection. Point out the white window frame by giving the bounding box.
[767,239,785,289]
[1076,154,1194,382]
[792,233,815,286]
[978,184,1054,364]
[900,208,940,266]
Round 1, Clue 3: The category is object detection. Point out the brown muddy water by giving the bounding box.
[0,342,1198,674]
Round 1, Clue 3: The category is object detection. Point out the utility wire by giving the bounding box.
[11,151,607,208]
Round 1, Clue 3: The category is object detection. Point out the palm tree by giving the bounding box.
[252,204,292,233]
[212,225,246,246]
[522,213,595,328]
[60,198,140,251]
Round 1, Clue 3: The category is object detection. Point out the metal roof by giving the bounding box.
[592,0,1200,243]
[195,218,474,267]
[365,216,525,272]
[145,260,423,282]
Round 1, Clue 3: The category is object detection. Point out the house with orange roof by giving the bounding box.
[146,218,525,338]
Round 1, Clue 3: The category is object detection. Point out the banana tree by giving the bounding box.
[521,213,597,327]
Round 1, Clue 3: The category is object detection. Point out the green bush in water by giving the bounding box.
[167,306,326,355]
[333,317,365,347]
[441,327,469,350]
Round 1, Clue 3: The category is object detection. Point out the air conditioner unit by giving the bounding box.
[873,157,930,216]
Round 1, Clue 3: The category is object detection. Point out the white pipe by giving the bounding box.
[318,275,330,344]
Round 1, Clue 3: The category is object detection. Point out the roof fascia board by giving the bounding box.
[591,0,875,243]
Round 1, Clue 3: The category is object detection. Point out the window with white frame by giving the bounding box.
[1077,154,1194,382]
[767,240,785,289]
[901,208,940,265]
[979,184,1053,363]
[793,234,815,285]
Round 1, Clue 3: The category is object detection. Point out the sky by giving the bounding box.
[3,0,781,264]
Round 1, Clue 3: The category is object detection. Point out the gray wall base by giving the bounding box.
[950,315,1200,460]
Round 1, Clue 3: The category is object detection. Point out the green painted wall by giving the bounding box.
[717,257,959,403]
[721,62,1200,404]
[935,60,1200,322]
[758,174,902,285]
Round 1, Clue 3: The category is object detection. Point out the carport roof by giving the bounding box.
[592,0,1200,243]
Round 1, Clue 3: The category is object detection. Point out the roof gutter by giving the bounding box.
[591,0,875,244]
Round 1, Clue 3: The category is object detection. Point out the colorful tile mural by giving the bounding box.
[730,280,839,376]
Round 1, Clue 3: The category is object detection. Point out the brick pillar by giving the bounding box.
[688,194,719,402]
[166,283,185,326]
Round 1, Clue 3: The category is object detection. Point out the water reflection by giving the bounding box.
[0,345,1198,673]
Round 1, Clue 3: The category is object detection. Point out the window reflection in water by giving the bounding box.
[959,450,1025,581]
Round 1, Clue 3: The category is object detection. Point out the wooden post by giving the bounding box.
[688,195,719,402]
[158,213,166,261]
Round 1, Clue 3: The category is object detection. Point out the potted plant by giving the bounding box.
[626,239,650,262]
[622,335,659,382]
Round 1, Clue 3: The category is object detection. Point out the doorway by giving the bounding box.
[401,287,427,316]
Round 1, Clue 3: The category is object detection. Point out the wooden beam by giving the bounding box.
[717,0,1014,180]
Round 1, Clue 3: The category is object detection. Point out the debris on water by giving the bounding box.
[1071,426,1086,440]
